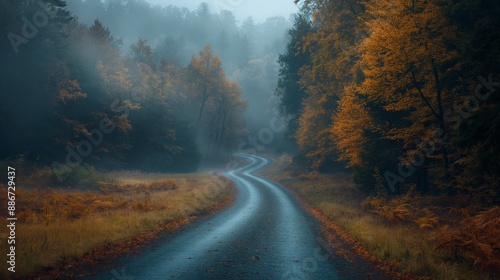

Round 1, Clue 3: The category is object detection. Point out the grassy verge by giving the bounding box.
[0,172,234,278]
[260,156,495,280]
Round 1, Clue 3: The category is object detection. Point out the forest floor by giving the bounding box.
[259,154,498,280]
[0,171,236,279]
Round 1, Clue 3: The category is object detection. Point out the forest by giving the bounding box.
[274,0,499,275]
[0,0,291,177]
[0,0,499,278]
[277,0,499,199]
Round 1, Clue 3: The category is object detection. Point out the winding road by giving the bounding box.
[91,154,371,279]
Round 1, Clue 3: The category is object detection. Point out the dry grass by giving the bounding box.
[0,173,233,278]
[260,155,495,280]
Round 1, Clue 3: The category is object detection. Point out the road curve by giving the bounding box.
[91,154,366,280]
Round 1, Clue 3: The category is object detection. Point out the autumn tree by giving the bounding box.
[294,0,365,169]
[63,19,135,167]
[187,44,225,133]
[359,0,458,190]
[204,80,247,157]
[186,45,247,159]
[283,0,499,198]
[0,0,248,177]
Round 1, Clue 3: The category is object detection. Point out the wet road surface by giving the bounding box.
[91,154,367,280]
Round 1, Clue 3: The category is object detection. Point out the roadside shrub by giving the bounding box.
[414,208,439,229]
[29,164,111,189]
[63,164,109,188]
[435,207,500,271]
[362,193,440,228]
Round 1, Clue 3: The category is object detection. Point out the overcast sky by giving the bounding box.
[146,0,300,23]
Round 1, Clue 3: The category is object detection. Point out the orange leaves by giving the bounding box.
[414,208,439,229]
[435,207,500,270]
[58,79,87,104]
[14,179,183,224]
[14,188,128,223]
[330,87,372,167]
[361,196,387,210]
[111,114,133,133]
[62,200,89,219]
[132,200,154,211]
[362,193,440,228]
[293,0,366,169]
[360,0,457,120]
[363,196,499,271]
[189,44,224,94]
[97,59,132,98]
[374,203,412,223]
[17,208,39,223]
[101,180,178,194]
[188,44,246,152]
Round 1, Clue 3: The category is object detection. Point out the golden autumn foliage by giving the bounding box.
[362,188,440,229]
[360,0,458,145]
[435,207,500,270]
[295,0,365,168]
[330,86,373,167]
[187,44,247,155]
[414,208,439,229]
[3,179,182,224]
[8,188,126,223]
[189,44,224,127]
[57,79,87,105]
[281,0,499,277]
[295,93,337,168]
[292,0,474,187]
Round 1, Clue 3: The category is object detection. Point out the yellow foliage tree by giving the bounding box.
[296,0,366,168]
[188,44,225,132]
[330,85,373,168]
[359,0,458,180]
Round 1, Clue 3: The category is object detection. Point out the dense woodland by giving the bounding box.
[0,0,291,176]
[1,0,498,200]
[277,0,499,201]
[0,0,499,276]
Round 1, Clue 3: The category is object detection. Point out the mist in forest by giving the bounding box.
[0,0,296,174]
[66,0,295,131]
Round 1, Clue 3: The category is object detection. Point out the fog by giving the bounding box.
[66,0,295,153]
[0,0,297,172]
[146,0,298,23]
[1,2,498,278]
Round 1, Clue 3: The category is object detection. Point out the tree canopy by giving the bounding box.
[278,0,500,197]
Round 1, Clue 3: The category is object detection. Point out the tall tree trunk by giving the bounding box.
[431,60,450,184]
[206,128,213,156]
[196,82,209,134]
[218,111,229,153]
